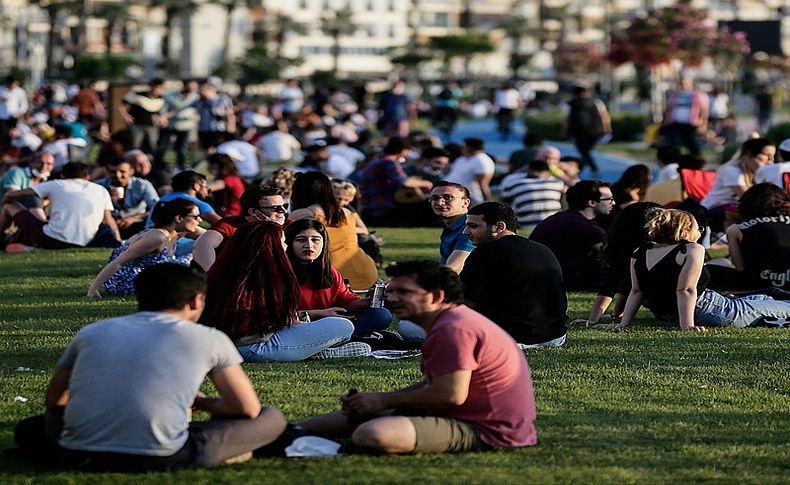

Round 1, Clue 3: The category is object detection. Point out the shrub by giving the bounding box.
[68,54,136,82]
[523,110,646,141]
[765,122,790,145]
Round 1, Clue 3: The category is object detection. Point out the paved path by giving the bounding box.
[432,118,638,182]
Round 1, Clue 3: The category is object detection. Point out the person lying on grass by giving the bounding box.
[298,260,537,454]
[604,208,790,331]
[12,263,286,471]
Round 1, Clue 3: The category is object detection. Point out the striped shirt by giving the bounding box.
[500,174,564,229]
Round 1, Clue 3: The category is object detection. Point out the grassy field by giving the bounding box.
[0,227,787,484]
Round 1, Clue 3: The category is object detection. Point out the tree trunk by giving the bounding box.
[162,8,175,76]
[331,34,340,74]
[222,5,233,63]
[106,20,115,54]
[45,8,58,79]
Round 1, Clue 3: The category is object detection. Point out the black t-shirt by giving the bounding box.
[633,242,710,321]
[739,217,790,290]
[460,235,567,344]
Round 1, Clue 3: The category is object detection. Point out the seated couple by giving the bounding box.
[11,262,537,471]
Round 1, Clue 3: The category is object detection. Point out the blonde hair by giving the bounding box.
[264,168,296,199]
[645,208,697,244]
[332,179,357,197]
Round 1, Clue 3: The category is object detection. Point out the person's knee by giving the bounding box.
[351,419,415,454]
[255,407,288,438]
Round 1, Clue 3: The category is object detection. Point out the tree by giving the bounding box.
[213,41,292,96]
[91,1,132,54]
[30,0,80,78]
[554,42,603,80]
[499,12,535,78]
[210,0,262,64]
[148,0,202,76]
[428,32,494,77]
[270,12,307,60]
[320,8,358,75]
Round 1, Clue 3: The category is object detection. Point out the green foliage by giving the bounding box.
[525,111,647,142]
[1,230,788,482]
[67,54,136,82]
[213,43,291,86]
[428,32,495,72]
[310,70,339,88]
[524,110,565,140]
[610,113,647,142]
[765,122,790,146]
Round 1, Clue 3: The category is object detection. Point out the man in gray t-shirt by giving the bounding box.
[12,264,286,471]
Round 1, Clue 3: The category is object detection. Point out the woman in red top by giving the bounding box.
[207,152,245,216]
[285,218,392,336]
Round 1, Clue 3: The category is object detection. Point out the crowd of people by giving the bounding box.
[3,73,790,471]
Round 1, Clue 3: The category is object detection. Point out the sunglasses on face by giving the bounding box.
[260,203,290,213]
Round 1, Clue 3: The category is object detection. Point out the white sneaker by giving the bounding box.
[311,342,372,359]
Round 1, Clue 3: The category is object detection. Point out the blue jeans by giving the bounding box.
[237,317,353,362]
[694,289,790,328]
[396,320,427,343]
[350,308,393,336]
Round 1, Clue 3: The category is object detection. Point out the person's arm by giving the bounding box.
[44,367,71,410]
[118,102,134,125]
[587,295,613,324]
[445,250,470,274]
[201,210,222,224]
[341,370,471,416]
[474,172,494,201]
[403,176,433,191]
[613,260,642,329]
[225,103,237,134]
[87,231,164,297]
[194,364,261,418]
[2,187,37,203]
[192,229,224,271]
[116,211,149,229]
[676,244,706,331]
[103,209,122,242]
[207,179,226,192]
[353,212,369,235]
[726,224,745,271]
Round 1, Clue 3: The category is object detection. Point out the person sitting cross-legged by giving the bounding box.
[299,260,538,454]
[11,263,287,471]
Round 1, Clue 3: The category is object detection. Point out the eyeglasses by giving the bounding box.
[429,194,463,203]
[260,203,290,213]
[598,197,615,202]
[185,214,202,221]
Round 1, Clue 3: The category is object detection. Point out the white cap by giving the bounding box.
[778,138,790,154]
[217,145,243,161]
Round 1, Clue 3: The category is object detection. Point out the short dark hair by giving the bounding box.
[739,183,790,219]
[240,185,283,212]
[566,180,608,210]
[464,137,484,151]
[171,170,206,192]
[527,159,550,173]
[385,260,464,303]
[467,201,518,232]
[431,180,470,199]
[740,137,774,157]
[677,154,706,170]
[383,136,409,155]
[61,162,90,179]
[54,125,73,138]
[136,263,207,311]
[656,145,681,165]
[422,147,449,159]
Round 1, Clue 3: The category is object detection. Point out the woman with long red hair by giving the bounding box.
[199,220,356,361]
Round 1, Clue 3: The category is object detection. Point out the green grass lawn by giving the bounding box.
[0,228,787,484]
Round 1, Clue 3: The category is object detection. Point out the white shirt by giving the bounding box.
[0,86,28,119]
[42,138,89,171]
[327,145,365,167]
[257,131,301,163]
[217,140,260,178]
[655,163,679,183]
[494,88,521,110]
[278,86,304,113]
[322,154,356,180]
[755,162,790,188]
[445,152,496,204]
[33,179,113,246]
[701,164,742,209]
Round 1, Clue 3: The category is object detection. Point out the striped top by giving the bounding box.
[500,174,565,229]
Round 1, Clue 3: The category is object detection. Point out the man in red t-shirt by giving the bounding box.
[192,185,287,271]
[300,260,537,454]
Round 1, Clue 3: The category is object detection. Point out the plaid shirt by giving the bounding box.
[359,156,407,217]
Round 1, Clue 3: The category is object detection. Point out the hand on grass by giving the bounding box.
[85,289,102,299]
[680,325,707,332]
